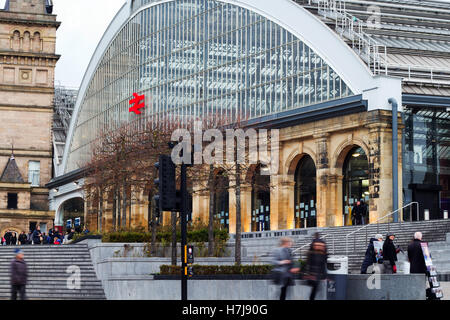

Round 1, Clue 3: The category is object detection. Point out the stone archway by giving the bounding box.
[293,155,317,229]
[1,226,22,238]
[55,197,85,233]
[334,143,370,226]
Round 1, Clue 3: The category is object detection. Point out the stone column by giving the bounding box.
[367,122,402,223]
[229,183,237,234]
[240,184,252,233]
[279,178,296,230]
[314,133,331,227]
[192,189,209,224]
[228,172,251,234]
[328,174,344,226]
[269,175,280,231]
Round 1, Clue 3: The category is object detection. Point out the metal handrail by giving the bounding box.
[291,233,335,256]
[312,0,388,75]
[306,0,450,84]
[345,202,419,256]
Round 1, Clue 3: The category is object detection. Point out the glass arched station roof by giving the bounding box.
[64,0,364,173]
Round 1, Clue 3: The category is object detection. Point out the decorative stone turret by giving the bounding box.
[3,0,51,15]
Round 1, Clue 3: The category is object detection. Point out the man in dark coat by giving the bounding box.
[18,232,27,245]
[10,249,27,300]
[32,226,42,245]
[352,201,365,225]
[10,233,17,245]
[361,234,383,274]
[304,233,328,300]
[408,232,427,274]
[360,200,368,225]
[272,237,299,300]
[67,228,75,241]
[5,232,12,245]
[382,232,398,274]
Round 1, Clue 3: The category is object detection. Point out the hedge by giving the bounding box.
[157,229,229,243]
[99,228,229,243]
[160,264,273,275]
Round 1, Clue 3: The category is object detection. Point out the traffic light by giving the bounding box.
[187,245,194,264]
[154,155,177,211]
[187,266,194,277]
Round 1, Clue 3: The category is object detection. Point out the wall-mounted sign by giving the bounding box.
[129,93,145,114]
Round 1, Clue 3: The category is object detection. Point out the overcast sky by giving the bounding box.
[53,0,126,88]
[1,0,449,88]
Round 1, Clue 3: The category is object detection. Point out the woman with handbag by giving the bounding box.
[272,237,300,300]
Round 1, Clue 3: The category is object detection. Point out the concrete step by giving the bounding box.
[0,244,105,300]
[0,285,105,292]
[0,294,106,300]
[239,220,450,272]
[0,278,104,283]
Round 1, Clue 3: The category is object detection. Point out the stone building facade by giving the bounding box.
[0,0,59,235]
[48,0,449,235]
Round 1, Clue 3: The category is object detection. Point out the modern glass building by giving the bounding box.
[49,0,450,234]
[65,0,355,173]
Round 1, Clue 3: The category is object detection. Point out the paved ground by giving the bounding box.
[440,282,450,300]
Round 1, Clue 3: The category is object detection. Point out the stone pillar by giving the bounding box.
[269,175,280,231]
[192,187,209,224]
[228,174,251,234]
[229,183,236,234]
[314,133,331,227]
[269,175,295,230]
[328,174,344,226]
[280,179,296,230]
[367,122,402,223]
[240,184,252,232]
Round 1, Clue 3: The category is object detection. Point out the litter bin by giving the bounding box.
[327,256,348,300]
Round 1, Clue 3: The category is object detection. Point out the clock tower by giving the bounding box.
[0,0,59,235]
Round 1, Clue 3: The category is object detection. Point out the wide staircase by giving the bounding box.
[234,219,450,274]
[429,234,450,277]
[0,244,106,300]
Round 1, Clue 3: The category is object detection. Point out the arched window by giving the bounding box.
[23,31,31,51]
[294,155,317,229]
[251,164,271,232]
[32,32,41,52]
[12,30,20,51]
[343,146,369,225]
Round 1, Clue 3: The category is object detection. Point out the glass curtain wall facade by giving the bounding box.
[66,0,353,173]
[403,106,450,220]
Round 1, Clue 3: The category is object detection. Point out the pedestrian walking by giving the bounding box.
[18,232,27,245]
[382,232,398,274]
[303,233,328,300]
[32,226,42,245]
[272,237,299,300]
[361,234,383,274]
[10,249,27,300]
[407,232,427,274]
